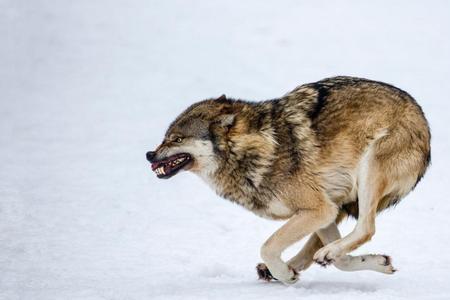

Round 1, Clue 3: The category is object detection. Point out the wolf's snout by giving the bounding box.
[146,151,156,162]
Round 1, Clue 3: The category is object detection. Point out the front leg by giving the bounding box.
[257,211,348,278]
[259,200,337,284]
[256,233,321,281]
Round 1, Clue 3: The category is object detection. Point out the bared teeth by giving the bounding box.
[155,167,165,176]
[170,157,186,166]
[154,156,189,177]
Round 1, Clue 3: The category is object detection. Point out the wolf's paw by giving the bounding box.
[313,244,341,266]
[256,263,299,284]
[374,254,397,274]
[352,254,397,274]
[256,263,277,282]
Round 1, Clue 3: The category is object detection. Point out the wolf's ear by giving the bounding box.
[211,114,235,133]
[217,94,227,101]
[216,114,235,128]
[212,95,234,131]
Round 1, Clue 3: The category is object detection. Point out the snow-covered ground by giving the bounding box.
[1,1,450,299]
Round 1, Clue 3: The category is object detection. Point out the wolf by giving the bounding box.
[146,76,431,284]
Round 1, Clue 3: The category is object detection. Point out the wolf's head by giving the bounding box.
[146,95,238,179]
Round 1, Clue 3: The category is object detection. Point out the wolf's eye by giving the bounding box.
[175,137,183,143]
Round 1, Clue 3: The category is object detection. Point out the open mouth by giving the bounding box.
[151,153,193,179]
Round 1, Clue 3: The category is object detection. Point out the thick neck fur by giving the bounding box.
[203,93,319,214]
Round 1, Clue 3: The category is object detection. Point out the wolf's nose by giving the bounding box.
[146,151,156,162]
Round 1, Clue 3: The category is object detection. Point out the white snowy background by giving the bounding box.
[1,1,450,299]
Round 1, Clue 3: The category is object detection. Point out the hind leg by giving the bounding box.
[316,223,396,274]
[314,195,379,264]
[314,148,384,264]
[286,211,391,273]
[283,212,347,272]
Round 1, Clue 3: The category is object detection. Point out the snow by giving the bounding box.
[1,0,450,299]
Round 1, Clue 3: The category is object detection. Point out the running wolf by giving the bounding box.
[146,76,431,284]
